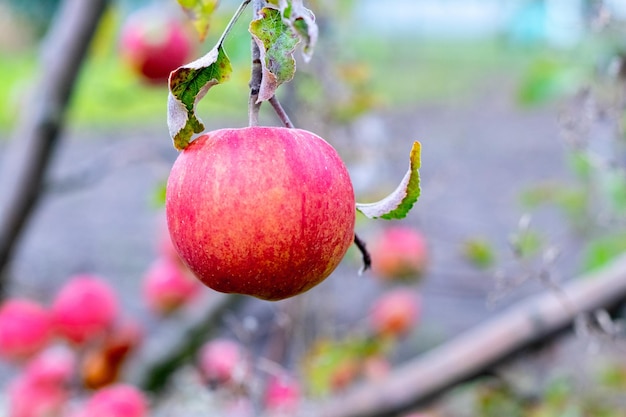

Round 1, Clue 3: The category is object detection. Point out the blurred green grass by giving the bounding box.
[0,29,539,132]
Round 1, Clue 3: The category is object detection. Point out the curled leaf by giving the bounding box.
[167,45,232,150]
[177,0,220,41]
[249,7,299,102]
[356,141,421,219]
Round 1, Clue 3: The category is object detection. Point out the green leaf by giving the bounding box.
[356,141,421,219]
[463,238,495,269]
[177,0,219,41]
[249,7,299,102]
[167,44,232,150]
[581,234,626,273]
[268,0,318,62]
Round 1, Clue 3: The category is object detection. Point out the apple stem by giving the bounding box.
[354,233,371,275]
[269,95,294,128]
[248,0,264,127]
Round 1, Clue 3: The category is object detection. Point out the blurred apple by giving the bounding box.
[0,298,51,361]
[142,257,201,314]
[76,384,148,417]
[24,345,76,386]
[8,373,68,417]
[370,288,420,338]
[370,226,428,282]
[198,338,248,387]
[264,375,301,415]
[119,9,194,84]
[51,274,119,345]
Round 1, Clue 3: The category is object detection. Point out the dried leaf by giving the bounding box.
[356,141,421,219]
[167,45,232,150]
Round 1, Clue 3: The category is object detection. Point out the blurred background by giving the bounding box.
[2,0,626,416]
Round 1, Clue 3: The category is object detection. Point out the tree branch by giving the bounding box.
[248,0,264,126]
[0,0,110,294]
[269,95,294,128]
[130,293,245,392]
[314,254,626,417]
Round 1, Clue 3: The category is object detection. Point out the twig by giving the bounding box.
[248,0,264,126]
[313,254,626,417]
[217,0,251,47]
[0,0,110,294]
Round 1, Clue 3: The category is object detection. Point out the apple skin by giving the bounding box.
[166,127,356,301]
[119,11,193,84]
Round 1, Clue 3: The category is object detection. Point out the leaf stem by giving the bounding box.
[217,0,251,47]
[248,0,264,126]
[269,95,294,128]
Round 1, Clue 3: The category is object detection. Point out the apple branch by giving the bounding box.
[0,0,110,293]
[248,0,264,127]
[312,254,626,417]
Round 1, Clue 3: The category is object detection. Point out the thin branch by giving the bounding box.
[248,0,264,126]
[314,254,626,417]
[217,0,251,47]
[0,0,110,294]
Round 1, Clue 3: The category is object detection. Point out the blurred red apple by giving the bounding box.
[24,345,76,386]
[119,9,194,84]
[370,226,428,282]
[51,274,119,345]
[370,288,420,338]
[166,127,356,301]
[264,375,301,415]
[0,298,51,361]
[142,257,201,314]
[8,373,68,417]
[78,384,148,417]
[198,338,247,387]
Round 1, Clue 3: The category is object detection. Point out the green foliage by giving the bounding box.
[517,57,585,106]
[509,228,543,259]
[356,141,421,220]
[177,0,220,41]
[581,234,626,273]
[462,238,495,269]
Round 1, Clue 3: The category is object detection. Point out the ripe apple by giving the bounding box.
[166,127,356,301]
[370,226,428,282]
[24,345,76,386]
[51,274,119,345]
[0,298,51,361]
[198,338,247,387]
[8,373,68,417]
[370,288,420,338]
[142,257,201,314]
[119,9,194,84]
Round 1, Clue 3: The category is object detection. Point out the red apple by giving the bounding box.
[198,338,247,387]
[142,257,201,314]
[119,9,194,84]
[0,298,51,361]
[78,384,148,417]
[166,127,356,301]
[370,226,428,282]
[24,345,76,387]
[51,274,119,345]
[370,288,420,338]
